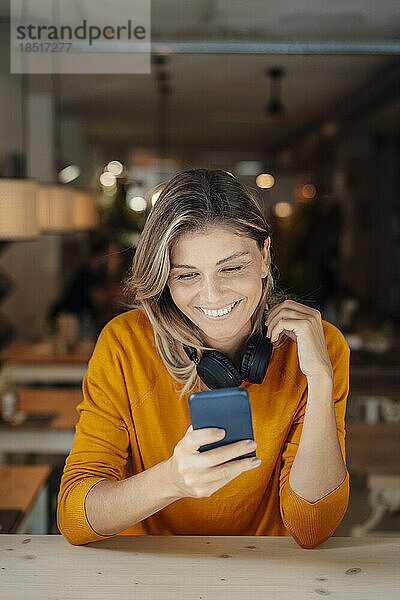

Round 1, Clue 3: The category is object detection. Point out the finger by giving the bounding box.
[266,313,302,338]
[188,426,226,451]
[200,438,256,467]
[207,455,261,484]
[269,299,312,315]
[269,317,309,343]
[266,306,310,333]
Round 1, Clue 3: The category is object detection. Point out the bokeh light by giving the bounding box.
[256,173,275,189]
[58,165,80,184]
[106,160,124,176]
[100,172,116,187]
[272,201,293,218]
[302,184,316,199]
[151,190,162,205]
[128,196,147,212]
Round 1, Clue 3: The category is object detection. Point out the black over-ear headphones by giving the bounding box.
[182,320,273,390]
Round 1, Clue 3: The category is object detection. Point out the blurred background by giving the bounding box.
[0,1,399,538]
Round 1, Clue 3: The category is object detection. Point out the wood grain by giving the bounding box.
[0,535,398,599]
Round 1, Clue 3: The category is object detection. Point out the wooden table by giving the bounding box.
[0,341,93,386]
[0,388,81,463]
[0,465,52,534]
[0,535,398,599]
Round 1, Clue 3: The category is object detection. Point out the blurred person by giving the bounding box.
[49,240,123,339]
[58,169,350,549]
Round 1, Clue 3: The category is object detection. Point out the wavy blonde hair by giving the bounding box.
[124,168,290,400]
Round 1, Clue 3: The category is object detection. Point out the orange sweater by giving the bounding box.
[57,308,350,548]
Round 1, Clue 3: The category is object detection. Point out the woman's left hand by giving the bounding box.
[265,299,333,380]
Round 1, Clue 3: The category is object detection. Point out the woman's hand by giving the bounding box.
[167,426,261,500]
[266,299,333,380]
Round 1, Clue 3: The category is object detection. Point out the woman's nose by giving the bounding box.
[200,275,225,301]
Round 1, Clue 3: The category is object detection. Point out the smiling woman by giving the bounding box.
[57,168,350,549]
[123,168,289,399]
[166,224,271,374]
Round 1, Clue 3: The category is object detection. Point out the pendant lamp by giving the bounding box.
[0,178,40,240]
[37,183,75,232]
[73,189,99,230]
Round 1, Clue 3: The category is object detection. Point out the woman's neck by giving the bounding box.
[176,324,251,374]
[204,321,252,370]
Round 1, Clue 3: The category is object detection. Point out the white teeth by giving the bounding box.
[200,301,238,317]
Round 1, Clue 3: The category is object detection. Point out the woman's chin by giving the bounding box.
[196,312,253,341]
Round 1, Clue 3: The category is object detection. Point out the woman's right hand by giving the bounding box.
[167,425,261,499]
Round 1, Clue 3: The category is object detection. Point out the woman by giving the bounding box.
[57,169,350,548]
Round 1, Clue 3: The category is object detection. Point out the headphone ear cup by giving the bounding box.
[197,350,242,390]
[240,322,272,384]
[182,343,198,363]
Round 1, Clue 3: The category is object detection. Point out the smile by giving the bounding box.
[197,300,242,319]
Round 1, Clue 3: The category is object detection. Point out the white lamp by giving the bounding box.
[73,189,99,230]
[0,178,40,240]
[37,184,75,232]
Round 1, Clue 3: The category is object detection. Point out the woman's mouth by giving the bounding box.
[196,299,242,320]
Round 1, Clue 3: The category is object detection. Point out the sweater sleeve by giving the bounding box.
[278,325,351,549]
[57,320,132,546]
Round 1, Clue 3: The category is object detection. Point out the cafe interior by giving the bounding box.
[0,1,399,547]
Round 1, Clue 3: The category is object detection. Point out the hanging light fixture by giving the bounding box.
[37,183,75,232]
[73,189,99,230]
[264,67,286,120]
[0,178,40,240]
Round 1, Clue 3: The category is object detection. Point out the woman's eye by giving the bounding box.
[177,266,243,280]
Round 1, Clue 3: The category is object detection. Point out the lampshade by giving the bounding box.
[73,189,99,230]
[0,178,40,240]
[37,184,75,232]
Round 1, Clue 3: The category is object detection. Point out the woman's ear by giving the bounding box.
[261,237,270,278]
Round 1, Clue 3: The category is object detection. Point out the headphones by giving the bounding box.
[182,320,273,390]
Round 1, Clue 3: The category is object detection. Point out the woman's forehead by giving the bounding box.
[170,230,258,268]
[173,224,250,247]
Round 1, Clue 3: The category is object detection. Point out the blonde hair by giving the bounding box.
[124,168,290,400]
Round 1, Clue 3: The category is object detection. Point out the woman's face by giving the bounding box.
[167,225,270,346]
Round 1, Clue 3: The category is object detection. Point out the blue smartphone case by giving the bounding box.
[188,387,256,462]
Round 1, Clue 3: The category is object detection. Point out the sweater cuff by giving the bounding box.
[287,469,350,506]
[58,476,113,546]
[280,470,350,548]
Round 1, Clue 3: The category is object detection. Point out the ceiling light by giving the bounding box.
[0,179,40,239]
[273,202,293,218]
[58,165,81,184]
[256,173,275,189]
[106,161,124,176]
[128,196,147,212]
[100,172,116,187]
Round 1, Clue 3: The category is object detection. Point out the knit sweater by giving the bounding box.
[57,308,350,548]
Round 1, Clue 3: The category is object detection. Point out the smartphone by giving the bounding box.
[188,387,256,462]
